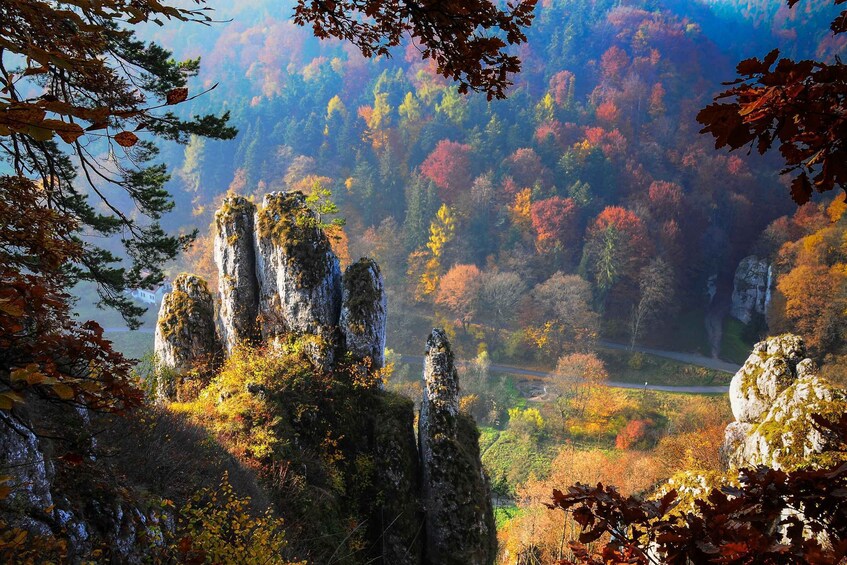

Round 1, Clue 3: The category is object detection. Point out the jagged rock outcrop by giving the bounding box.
[254,192,342,340]
[341,258,387,370]
[154,274,218,397]
[730,255,771,324]
[419,329,496,565]
[723,334,847,470]
[214,196,259,354]
[0,413,55,537]
[152,196,497,563]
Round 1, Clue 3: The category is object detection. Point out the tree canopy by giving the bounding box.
[293,0,537,100]
[697,0,847,205]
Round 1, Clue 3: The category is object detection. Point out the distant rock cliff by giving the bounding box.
[729,255,771,325]
[154,192,495,563]
[723,334,847,471]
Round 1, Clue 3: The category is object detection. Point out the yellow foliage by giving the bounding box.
[172,472,301,565]
[526,321,553,349]
[534,92,555,123]
[418,204,456,296]
[326,94,346,119]
[827,196,847,222]
[508,407,544,428]
[510,188,532,229]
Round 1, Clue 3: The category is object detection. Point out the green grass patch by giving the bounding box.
[665,308,710,356]
[104,331,154,360]
[598,348,731,387]
[481,431,559,495]
[720,317,754,364]
[494,504,521,529]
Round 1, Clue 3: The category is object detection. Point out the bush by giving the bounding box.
[168,473,300,565]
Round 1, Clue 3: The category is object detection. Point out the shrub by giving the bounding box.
[169,473,301,564]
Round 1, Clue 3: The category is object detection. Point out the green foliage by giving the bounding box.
[720,317,755,364]
[507,407,546,438]
[171,341,420,561]
[481,429,559,495]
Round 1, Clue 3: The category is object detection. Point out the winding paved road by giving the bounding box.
[598,340,741,374]
[399,350,735,395]
[101,327,736,394]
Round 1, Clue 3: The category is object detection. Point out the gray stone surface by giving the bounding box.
[723,334,847,471]
[419,329,496,565]
[154,274,218,396]
[214,196,259,354]
[341,258,387,370]
[254,192,342,341]
[730,255,771,324]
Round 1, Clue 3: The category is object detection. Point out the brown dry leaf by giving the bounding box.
[166,87,189,105]
[114,131,139,147]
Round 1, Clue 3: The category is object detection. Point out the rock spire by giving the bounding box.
[214,196,259,354]
[419,329,496,565]
[254,191,342,339]
[341,258,387,370]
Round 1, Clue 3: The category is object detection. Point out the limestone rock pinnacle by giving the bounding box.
[154,274,219,397]
[419,329,496,565]
[254,191,342,340]
[341,258,387,370]
[214,196,259,354]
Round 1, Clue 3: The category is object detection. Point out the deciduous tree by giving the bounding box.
[294,0,537,99]
[436,264,483,328]
[697,0,847,204]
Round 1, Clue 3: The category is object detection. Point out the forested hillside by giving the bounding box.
[4,0,847,562]
[135,0,843,366]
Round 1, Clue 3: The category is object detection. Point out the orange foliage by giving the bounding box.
[600,45,630,81]
[615,418,655,449]
[0,177,139,413]
[596,100,620,124]
[531,197,579,253]
[435,264,483,326]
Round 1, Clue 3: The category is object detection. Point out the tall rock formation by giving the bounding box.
[154,274,218,397]
[254,192,342,340]
[341,258,387,370]
[419,329,496,565]
[730,255,771,324]
[214,196,259,354]
[723,334,847,471]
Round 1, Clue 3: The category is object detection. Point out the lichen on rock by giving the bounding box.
[341,258,387,370]
[254,191,342,340]
[723,334,847,471]
[214,196,259,354]
[154,273,219,398]
[419,328,496,565]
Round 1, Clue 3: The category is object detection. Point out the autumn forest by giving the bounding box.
[2,0,847,563]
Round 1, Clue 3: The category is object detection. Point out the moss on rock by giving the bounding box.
[256,192,333,290]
